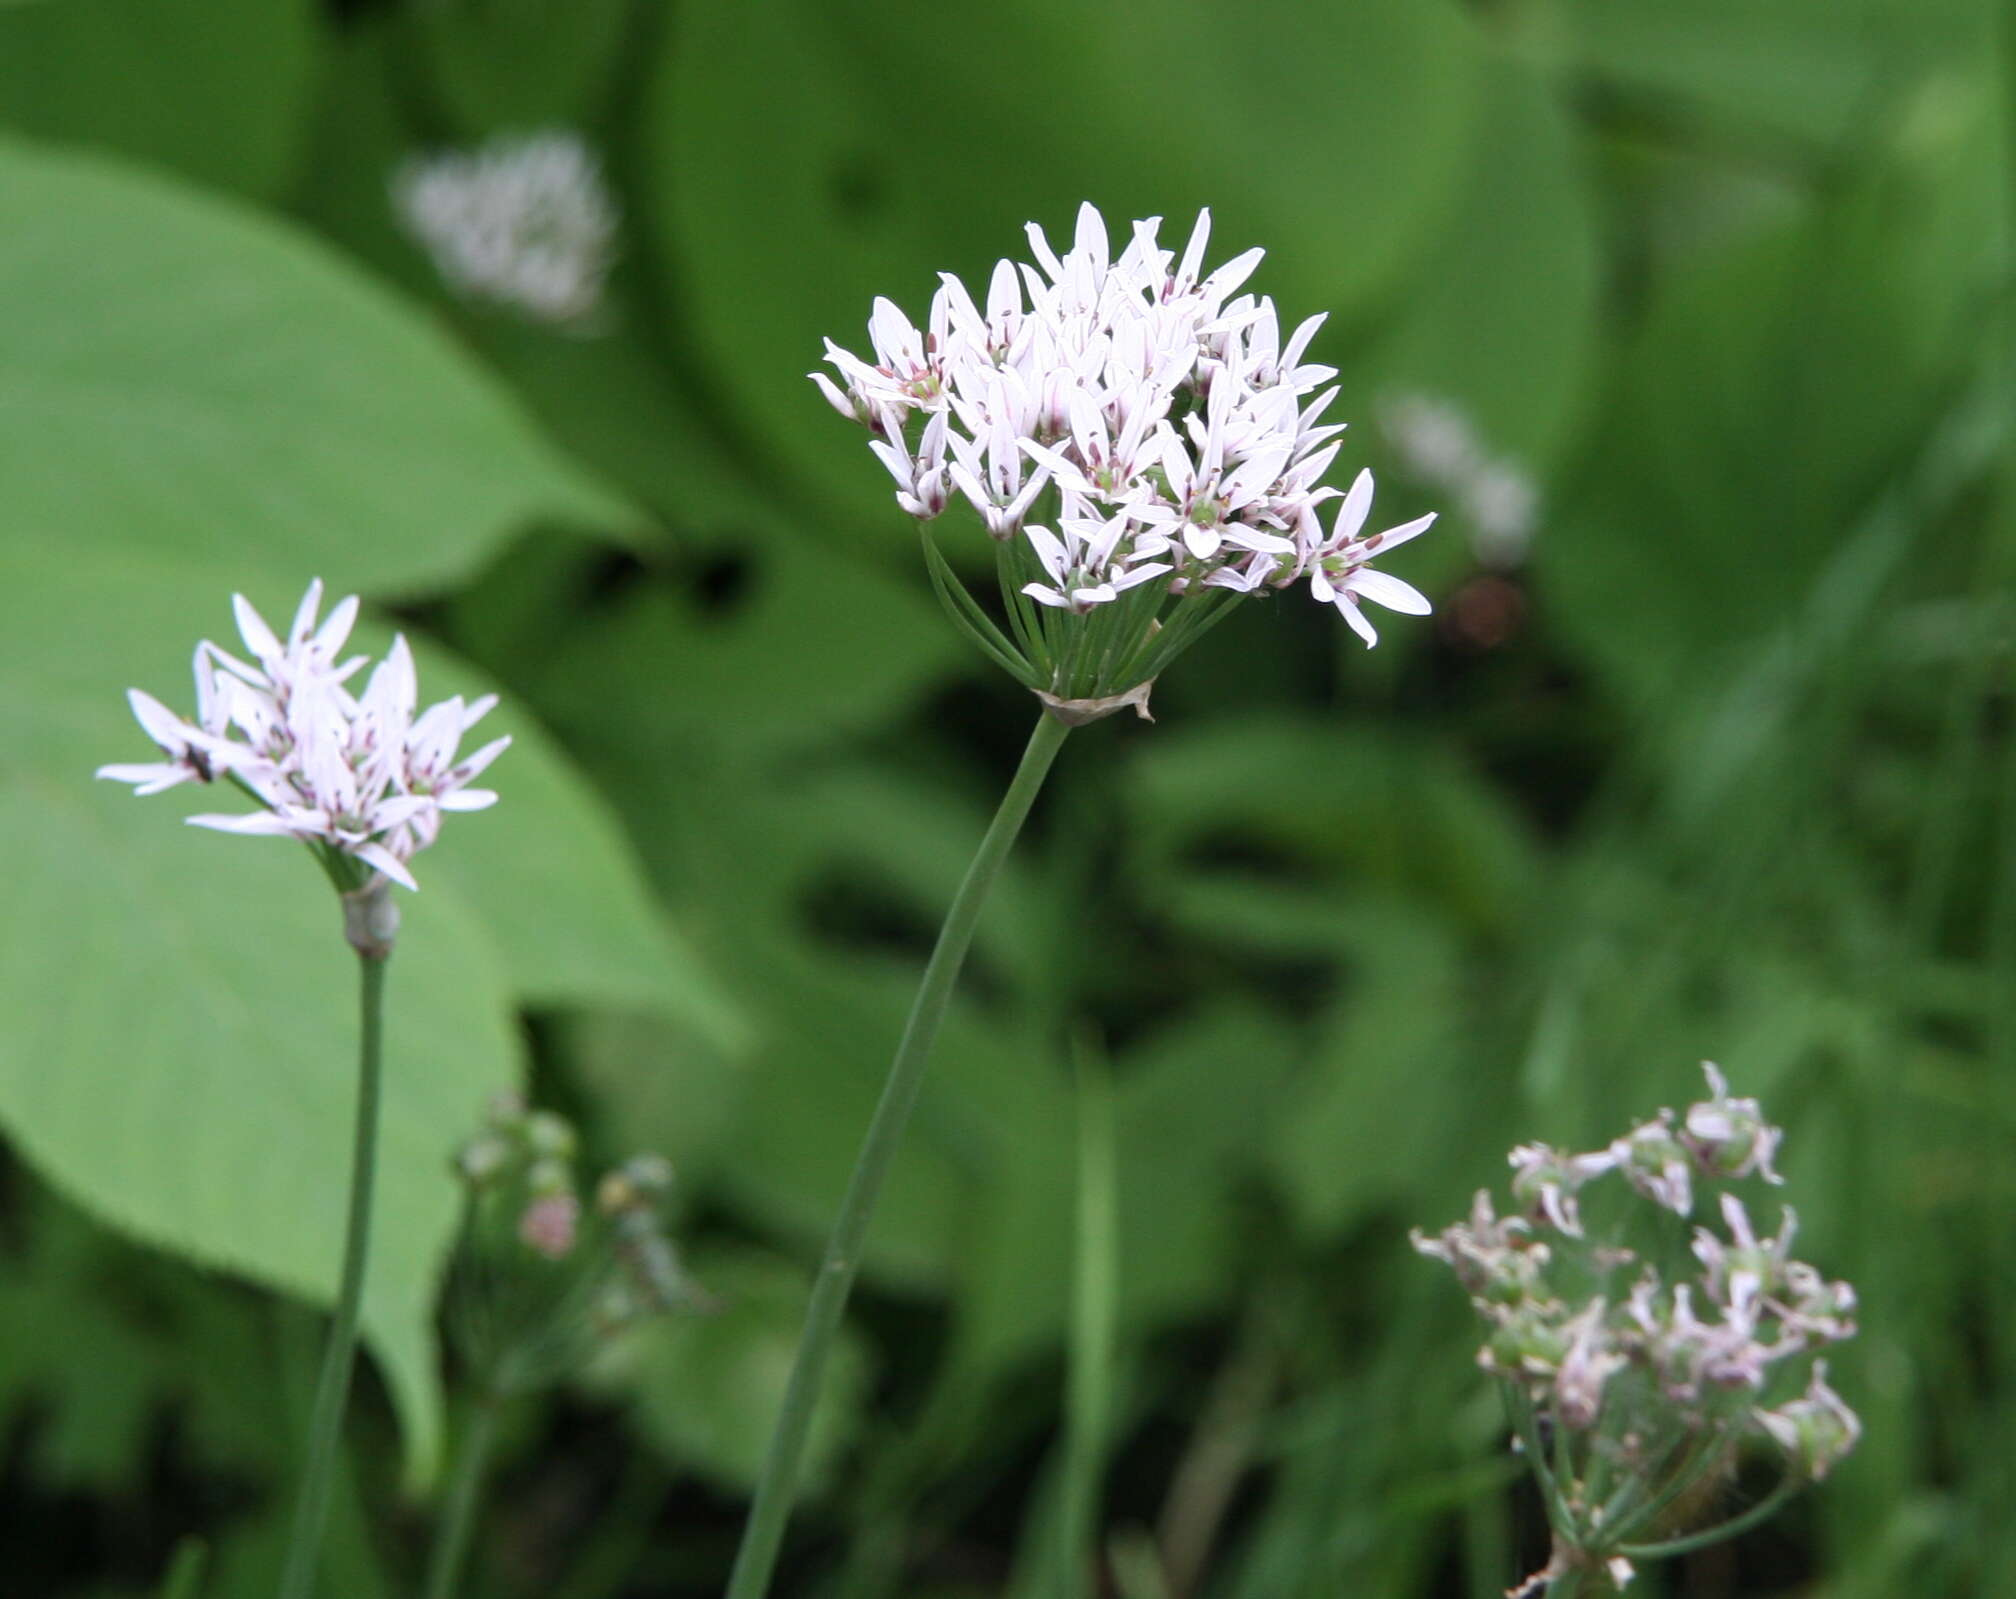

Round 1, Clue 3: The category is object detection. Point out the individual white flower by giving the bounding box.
[815,203,1438,703]
[393,130,618,326]
[97,580,508,892]
[1298,469,1436,646]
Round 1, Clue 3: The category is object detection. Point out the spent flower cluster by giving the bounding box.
[97,581,507,898]
[393,130,618,326]
[450,1094,706,1392]
[817,203,1436,710]
[1414,1064,1858,1593]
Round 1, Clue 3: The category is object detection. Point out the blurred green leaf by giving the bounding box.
[0,0,315,198]
[1565,0,1987,149]
[592,1245,869,1495]
[1126,715,1541,941]
[644,0,1483,539]
[0,137,634,599]
[402,0,630,138]
[1542,73,1998,697]
[1353,54,1600,471]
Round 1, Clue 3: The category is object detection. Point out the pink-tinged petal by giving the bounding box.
[96,761,191,794]
[1182,523,1222,561]
[355,841,419,891]
[1021,524,1069,581]
[437,788,498,812]
[809,371,857,420]
[1175,209,1212,288]
[1201,246,1264,303]
[1350,568,1433,616]
[1308,566,1336,604]
[1022,583,1071,609]
[1024,219,1064,283]
[314,593,360,657]
[461,692,499,731]
[286,579,327,648]
[232,594,284,667]
[1281,312,1327,369]
[986,258,1021,323]
[1073,201,1109,278]
[127,688,191,751]
[1360,511,1437,555]
[1332,469,1374,545]
[451,735,512,784]
[373,795,434,829]
[187,810,304,836]
[1336,595,1380,647]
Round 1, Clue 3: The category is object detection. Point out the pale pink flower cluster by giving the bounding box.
[815,202,1435,645]
[1414,1064,1859,1482]
[97,581,507,891]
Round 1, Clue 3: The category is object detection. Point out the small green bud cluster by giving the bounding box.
[448,1097,704,1393]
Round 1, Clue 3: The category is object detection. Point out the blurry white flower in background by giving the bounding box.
[393,130,618,327]
[1380,392,1539,570]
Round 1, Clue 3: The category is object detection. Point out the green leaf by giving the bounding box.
[0,0,316,198]
[1352,55,1601,473]
[401,0,631,138]
[590,1245,870,1495]
[643,0,1482,539]
[0,136,635,598]
[1564,0,1986,149]
[1541,76,1999,698]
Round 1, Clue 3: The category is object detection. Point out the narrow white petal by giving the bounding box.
[1350,568,1433,616]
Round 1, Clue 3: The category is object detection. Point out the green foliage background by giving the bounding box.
[0,1,2008,1596]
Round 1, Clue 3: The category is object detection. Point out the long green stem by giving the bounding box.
[423,1393,504,1599]
[723,711,1073,1599]
[278,950,389,1599]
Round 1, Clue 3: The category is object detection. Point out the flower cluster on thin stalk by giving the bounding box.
[447,1095,708,1396]
[96,580,508,929]
[393,130,619,327]
[1414,1065,1860,1595]
[815,202,1437,720]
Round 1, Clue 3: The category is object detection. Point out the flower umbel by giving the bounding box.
[393,130,618,326]
[1414,1063,1859,1594]
[97,579,509,895]
[816,203,1437,716]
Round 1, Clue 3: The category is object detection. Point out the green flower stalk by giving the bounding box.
[96,580,511,1599]
[724,201,1441,1599]
[428,1100,702,1599]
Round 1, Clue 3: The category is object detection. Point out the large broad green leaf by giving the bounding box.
[1352,57,1600,474]
[0,137,634,598]
[0,539,732,1471]
[0,0,316,198]
[401,0,631,139]
[591,1245,870,1495]
[1565,0,1987,149]
[644,0,1482,539]
[1540,75,1999,699]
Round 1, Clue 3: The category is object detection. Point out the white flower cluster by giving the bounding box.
[1381,392,1538,570]
[97,581,508,891]
[393,130,617,326]
[816,203,1435,647]
[1415,1064,1859,1590]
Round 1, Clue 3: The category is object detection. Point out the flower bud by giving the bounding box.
[1755,1363,1861,1479]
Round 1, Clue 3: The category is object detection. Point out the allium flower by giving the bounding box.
[1417,1061,1858,1593]
[393,130,618,325]
[97,580,508,893]
[816,203,1437,715]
